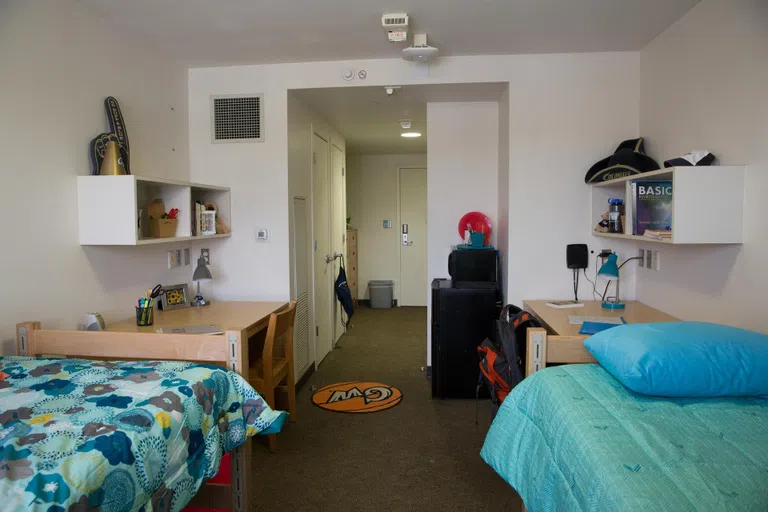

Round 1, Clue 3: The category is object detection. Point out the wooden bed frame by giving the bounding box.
[15,321,252,512]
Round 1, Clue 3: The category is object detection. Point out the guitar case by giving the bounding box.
[104,96,130,173]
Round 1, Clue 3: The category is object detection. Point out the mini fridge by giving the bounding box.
[431,279,498,398]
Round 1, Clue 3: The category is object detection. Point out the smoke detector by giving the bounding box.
[402,33,439,63]
[382,13,408,42]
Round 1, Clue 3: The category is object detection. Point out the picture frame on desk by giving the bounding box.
[160,283,191,310]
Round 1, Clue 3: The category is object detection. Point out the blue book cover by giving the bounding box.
[634,181,672,235]
[579,318,627,335]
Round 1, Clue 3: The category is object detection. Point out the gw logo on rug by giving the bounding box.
[312,381,402,413]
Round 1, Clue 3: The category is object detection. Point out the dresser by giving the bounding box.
[346,229,359,307]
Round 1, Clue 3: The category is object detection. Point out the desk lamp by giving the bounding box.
[597,252,640,310]
[191,255,212,307]
[598,253,642,310]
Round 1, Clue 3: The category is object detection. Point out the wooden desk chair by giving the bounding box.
[249,300,297,452]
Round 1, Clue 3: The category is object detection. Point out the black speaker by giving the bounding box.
[567,244,588,269]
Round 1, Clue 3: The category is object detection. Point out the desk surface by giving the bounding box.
[109,301,287,334]
[524,300,678,337]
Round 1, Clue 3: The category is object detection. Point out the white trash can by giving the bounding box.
[369,280,394,308]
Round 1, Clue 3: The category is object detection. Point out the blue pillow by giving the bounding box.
[583,322,768,397]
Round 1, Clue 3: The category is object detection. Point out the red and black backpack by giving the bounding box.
[477,305,541,405]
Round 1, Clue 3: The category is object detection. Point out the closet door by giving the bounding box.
[292,197,311,379]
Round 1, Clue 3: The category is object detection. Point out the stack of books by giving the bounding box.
[643,229,672,241]
[624,180,673,236]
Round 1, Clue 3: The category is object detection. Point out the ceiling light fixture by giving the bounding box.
[402,33,439,63]
[401,131,422,138]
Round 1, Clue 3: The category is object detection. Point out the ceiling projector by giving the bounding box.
[402,33,439,63]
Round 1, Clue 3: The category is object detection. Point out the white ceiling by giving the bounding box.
[292,83,506,154]
[77,0,699,66]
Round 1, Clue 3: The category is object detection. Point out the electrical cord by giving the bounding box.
[582,268,597,300]
[572,269,580,301]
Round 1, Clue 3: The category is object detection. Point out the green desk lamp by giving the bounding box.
[598,253,624,310]
[191,255,212,307]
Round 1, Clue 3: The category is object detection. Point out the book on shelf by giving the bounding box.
[193,201,203,236]
[634,180,672,235]
[623,181,637,235]
[643,229,672,240]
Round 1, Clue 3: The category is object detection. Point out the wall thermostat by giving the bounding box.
[256,228,269,241]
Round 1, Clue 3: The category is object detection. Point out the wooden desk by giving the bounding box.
[110,301,287,382]
[522,300,677,376]
[110,301,287,339]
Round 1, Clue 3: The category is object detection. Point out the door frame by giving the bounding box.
[310,128,331,369]
[330,142,346,347]
[397,166,428,307]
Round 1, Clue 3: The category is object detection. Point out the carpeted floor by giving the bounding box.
[249,306,521,511]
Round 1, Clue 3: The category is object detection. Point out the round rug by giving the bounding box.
[311,381,402,413]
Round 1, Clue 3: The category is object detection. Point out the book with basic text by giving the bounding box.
[634,181,672,235]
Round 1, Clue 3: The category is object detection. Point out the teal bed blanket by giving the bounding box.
[0,356,287,511]
[481,364,768,511]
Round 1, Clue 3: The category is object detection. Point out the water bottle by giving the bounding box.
[608,198,624,233]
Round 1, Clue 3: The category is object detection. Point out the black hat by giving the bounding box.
[664,150,716,168]
[584,138,660,183]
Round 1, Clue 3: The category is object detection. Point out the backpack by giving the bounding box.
[334,256,355,328]
[477,305,541,406]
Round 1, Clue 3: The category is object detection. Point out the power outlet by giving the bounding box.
[645,248,653,269]
[201,248,211,265]
[638,249,645,268]
[654,251,661,271]
[184,248,191,266]
[167,250,180,269]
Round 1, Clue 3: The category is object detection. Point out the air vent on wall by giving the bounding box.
[211,94,264,143]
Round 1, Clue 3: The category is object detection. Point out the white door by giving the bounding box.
[292,197,311,379]
[331,144,346,344]
[312,134,333,364]
[399,168,428,306]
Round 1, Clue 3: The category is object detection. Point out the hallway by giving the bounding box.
[250,306,520,511]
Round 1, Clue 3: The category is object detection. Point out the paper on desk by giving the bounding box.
[568,316,626,325]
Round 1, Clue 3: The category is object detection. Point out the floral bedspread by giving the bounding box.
[0,356,287,511]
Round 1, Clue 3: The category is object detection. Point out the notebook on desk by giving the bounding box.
[156,324,224,335]
[578,317,627,335]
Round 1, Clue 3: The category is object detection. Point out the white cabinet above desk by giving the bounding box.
[77,175,231,246]
[590,166,745,245]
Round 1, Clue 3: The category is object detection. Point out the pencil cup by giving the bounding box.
[136,306,154,326]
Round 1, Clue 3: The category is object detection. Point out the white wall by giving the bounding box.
[188,51,642,365]
[637,0,768,331]
[497,87,511,302]
[506,55,641,307]
[346,153,427,301]
[427,102,500,274]
[426,102,499,363]
[0,0,191,353]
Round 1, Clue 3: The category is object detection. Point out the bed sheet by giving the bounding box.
[0,356,287,511]
[481,364,768,511]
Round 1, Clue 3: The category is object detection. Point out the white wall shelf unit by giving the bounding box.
[590,166,745,245]
[78,175,232,246]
